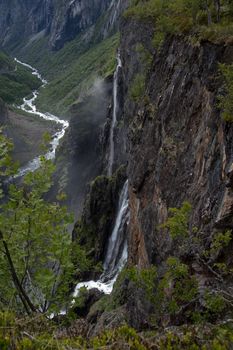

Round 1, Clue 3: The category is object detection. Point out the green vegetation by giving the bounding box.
[0,51,41,104]
[0,131,89,315]
[37,34,119,116]
[158,256,198,317]
[111,266,158,308]
[91,202,232,327]
[128,44,153,103]
[218,63,233,122]
[135,43,153,67]
[129,73,146,102]
[160,201,233,320]
[0,312,233,349]
[160,201,192,239]
[125,0,233,47]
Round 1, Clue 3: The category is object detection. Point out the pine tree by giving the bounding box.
[0,130,77,315]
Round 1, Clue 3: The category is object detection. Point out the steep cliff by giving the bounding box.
[125,35,233,267]
[72,6,233,334]
[0,0,115,51]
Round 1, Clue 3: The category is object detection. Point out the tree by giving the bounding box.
[0,130,76,315]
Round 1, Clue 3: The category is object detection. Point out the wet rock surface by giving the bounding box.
[72,165,127,270]
[72,288,104,318]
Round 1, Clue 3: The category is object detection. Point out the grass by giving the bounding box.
[0,311,233,349]
[124,0,233,47]
[0,51,41,104]
[36,33,120,117]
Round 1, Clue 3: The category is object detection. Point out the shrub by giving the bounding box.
[129,73,146,102]
[218,63,233,122]
[160,201,192,239]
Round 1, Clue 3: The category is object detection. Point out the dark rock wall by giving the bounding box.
[72,166,127,278]
[81,21,233,334]
[0,0,122,51]
[118,21,233,267]
[0,98,8,124]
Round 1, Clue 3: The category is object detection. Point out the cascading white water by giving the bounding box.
[73,180,129,296]
[107,53,122,177]
[13,58,69,178]
[103,180,129,277]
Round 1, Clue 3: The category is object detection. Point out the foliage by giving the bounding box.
[112,266,158,307]
[129,73,146,102]
[0,312,233,349]
[37,34,120,116]
[160,201,192,239]
[0,130,18,186]
[135,43,153,68]
[205,230,232,257]
[204,291,226,314]
[218,63,233,122]
[158,257,198,316]
[0,52,41,104]
[91,325,147,350]
[125,0,233,45]
[160,202,232,320]
[0,132,88,315]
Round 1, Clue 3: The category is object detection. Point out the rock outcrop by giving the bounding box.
[0,0,123,52]
[0,98,8,124]
[80,17,233,332]
[123,33,233,267]
[72,166,126,272]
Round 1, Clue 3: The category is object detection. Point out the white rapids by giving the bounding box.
[14,58,69,178]
[73,180,129,297]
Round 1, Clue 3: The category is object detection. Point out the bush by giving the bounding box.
[160,201,192,239]
[125,0,233,45]
[129,73,146,102]
[218,63,233,122]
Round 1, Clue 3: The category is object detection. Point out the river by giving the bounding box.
[14,58,69,178]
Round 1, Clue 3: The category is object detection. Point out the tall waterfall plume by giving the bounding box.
[74,180,129,296]
[107,53,122,176]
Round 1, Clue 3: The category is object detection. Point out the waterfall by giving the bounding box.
[103,180,129,279]
[107,53,122,177]
[74,180,129,296]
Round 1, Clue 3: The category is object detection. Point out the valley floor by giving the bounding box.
[7,109,59,167]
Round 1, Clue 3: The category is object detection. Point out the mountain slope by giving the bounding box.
[0,0,112,51]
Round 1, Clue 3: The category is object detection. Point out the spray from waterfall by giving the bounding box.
[74,180,129,296]
[108,53,122,177]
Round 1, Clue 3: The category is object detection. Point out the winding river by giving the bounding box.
[14,58,69,178]
[14,58,128,300]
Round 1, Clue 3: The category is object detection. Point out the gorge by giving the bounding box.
[14,58,69,177]
[0,0,233,348]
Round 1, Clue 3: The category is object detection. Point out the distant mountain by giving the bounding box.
[0,0,122,52]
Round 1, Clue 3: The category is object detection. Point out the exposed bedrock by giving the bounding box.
[0,0,124,52]
[121,31,233,266]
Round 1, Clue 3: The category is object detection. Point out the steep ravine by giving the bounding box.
[72,16,233,333]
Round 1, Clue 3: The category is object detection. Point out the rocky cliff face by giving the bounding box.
[121,31,233,268]
[74,14,233,332]
[0,98,8,124]
[0,0,122,52]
